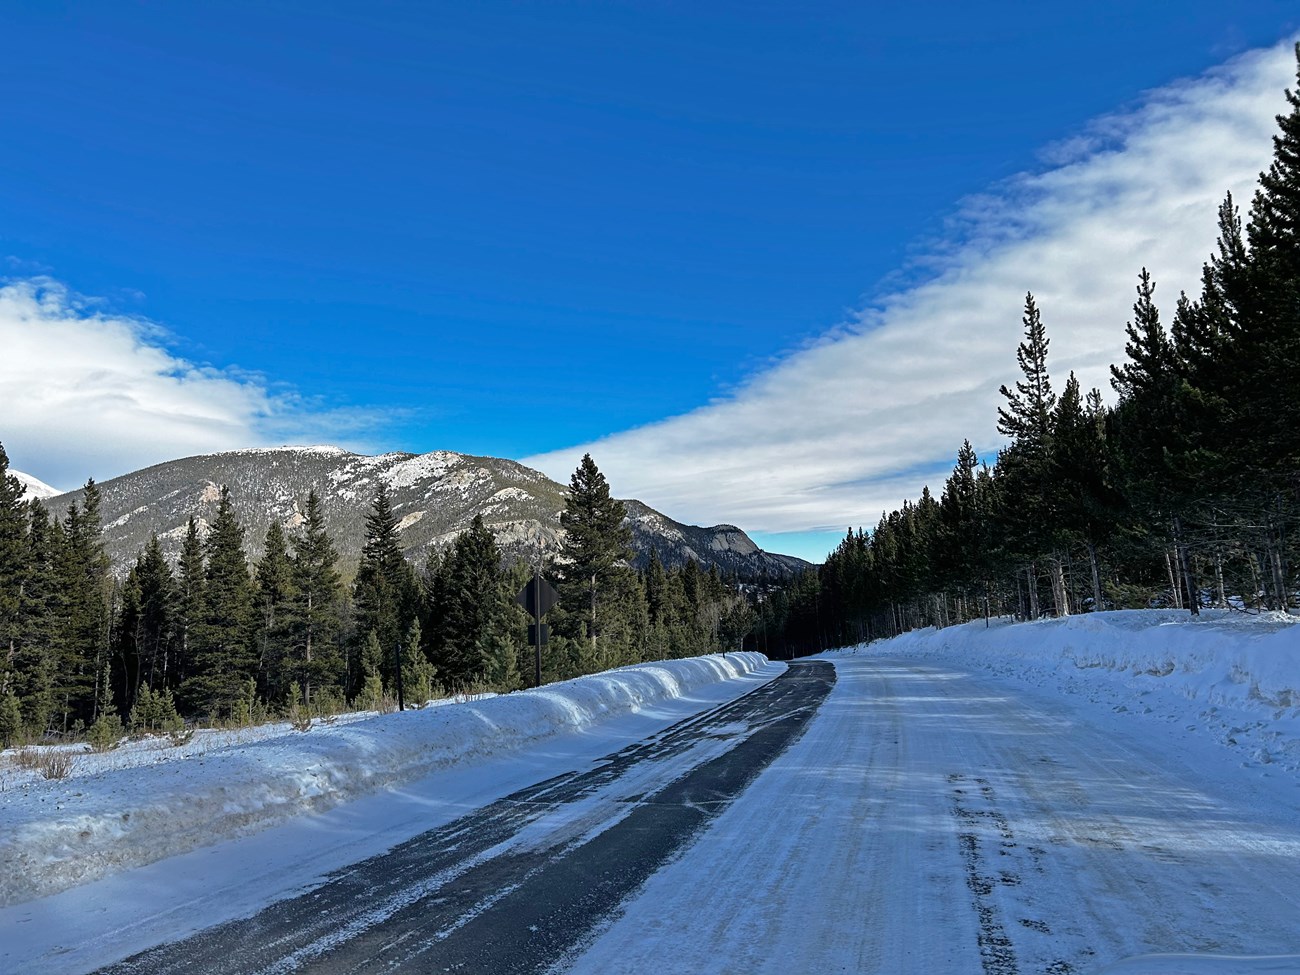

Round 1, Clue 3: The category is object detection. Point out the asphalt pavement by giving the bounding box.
[98,661,835,975]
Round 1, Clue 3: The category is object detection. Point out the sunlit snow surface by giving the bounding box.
[563,611,1300,975]
[828,609,1300,774]
[4,611,1300,975]
[0,652,768,906]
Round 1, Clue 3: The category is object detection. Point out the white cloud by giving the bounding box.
[0,278,377,490]
[525,40,1299,534]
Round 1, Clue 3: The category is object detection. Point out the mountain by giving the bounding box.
[11,470,62,501]
[42,446,812,578]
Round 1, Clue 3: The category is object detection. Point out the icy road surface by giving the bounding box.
[14,654,1300,974]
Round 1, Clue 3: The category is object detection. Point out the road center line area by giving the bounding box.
[89,663,835,975]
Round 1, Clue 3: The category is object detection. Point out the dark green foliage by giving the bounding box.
[0,689,23,747]
[174,517,204,692]
[4,464,741,733]
[113,535,175,718]
[286,489,344,706]
[428,514,515,687]
[128,684,184,734]
[254,520,295,699]
[0,444,27,695]
[185,487,256,717]
[352,483,419,694]
[55,480,112,728]
[557,454,634,658]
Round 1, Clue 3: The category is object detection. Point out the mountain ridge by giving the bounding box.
[41,445,812,578]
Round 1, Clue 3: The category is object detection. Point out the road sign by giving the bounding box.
[515,576,559,618]
[528,623,550,646]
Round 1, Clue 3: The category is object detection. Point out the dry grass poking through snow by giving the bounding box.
[11,747,78,780]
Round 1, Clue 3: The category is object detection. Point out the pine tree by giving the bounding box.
[174,517,204,694]
[401,619,437,705]
[430,515,510,686]
[15,502,62,733]
[353,483,416,692]
[0,444,28,695]
[995,293,1062,616]
[56,481,112,727]
[645,547,668,627]
[558,454,632,655]
[186,487,256,717]
[997,293,1056,447]
[113,535,174,715]
[1238,44,1300,611]
[1051,374,1122,611]
[254,521,295,699]
[287,489,343,706]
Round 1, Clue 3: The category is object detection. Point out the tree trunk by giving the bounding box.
[590,572,598,651]
[1165,550,1182,609]
[1214,548,1227,609]
[1086,540,1103,612]
[1265,510,1290,614]
[1172,516,1199,617]
[1026,563,1040,620]
[1050,557,1070,618]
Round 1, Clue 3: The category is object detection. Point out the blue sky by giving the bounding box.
[2,3,1298,562]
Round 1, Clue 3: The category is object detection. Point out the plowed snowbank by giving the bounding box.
[0,652,767,906]
[838,609,1300,772]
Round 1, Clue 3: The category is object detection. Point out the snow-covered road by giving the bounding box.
[7,649,1300,974]
[569,655,1300,974]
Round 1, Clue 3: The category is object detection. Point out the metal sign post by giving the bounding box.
[515,573,559,689]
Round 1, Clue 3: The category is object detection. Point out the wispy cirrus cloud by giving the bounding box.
[0,278,384,490]
[525,40,1298,536]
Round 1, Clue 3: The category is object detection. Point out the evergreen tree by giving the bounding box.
[254,521,296,699]
[997,293,1056,447]
[995,293,1064,617]
[15,502,62,733]
[401,619,437,705]
[56,481,112,726]
[429,515,510,686]
[645,547,668,627]
[113,535,174,715]
[287,489,343,706]
[186,487,256,716]
[174,517,204,694]
[0,444,27,695]
[557,454,632,655]
[353,483,416,691]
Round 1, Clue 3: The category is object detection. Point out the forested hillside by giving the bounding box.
[759,46,1300,656]
[0,449,752,744]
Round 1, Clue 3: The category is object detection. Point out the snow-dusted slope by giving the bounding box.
[0,652,769,906]
[10,469,61,500]
[41,445,811,575]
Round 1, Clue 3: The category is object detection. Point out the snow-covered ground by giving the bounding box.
[0,652,768,907]
[825,609,1300,775]
[4,612,1300,975]
[566,613,1300,975]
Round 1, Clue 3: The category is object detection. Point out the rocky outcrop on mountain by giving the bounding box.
[44,446,811,578]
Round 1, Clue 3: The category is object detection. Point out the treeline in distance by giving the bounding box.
[763,46,1300,655]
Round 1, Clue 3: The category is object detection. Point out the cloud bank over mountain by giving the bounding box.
[0,279,378,490]
[525,41,1298,534]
